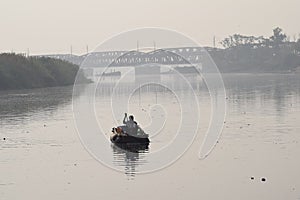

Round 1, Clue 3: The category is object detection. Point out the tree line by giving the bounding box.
[0,53,90,90]
[208,27,300,73]
[220,27,300,53]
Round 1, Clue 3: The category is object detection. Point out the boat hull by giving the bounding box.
[110,133,150,144]
[112,142,149,153]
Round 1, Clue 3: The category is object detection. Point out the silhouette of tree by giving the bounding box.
[220,34,266,48]
[270,27,287,48]
[0,53,90,90]
[295,39,300,54]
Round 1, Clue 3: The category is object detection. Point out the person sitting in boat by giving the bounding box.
[123,113,138,136]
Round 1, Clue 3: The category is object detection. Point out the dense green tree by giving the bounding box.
[0,53,90,90]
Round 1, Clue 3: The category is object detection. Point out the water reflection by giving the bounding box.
[1,74,298,122]
[222,73,300,118]
[0,86,74,118]
[111,143,149,177]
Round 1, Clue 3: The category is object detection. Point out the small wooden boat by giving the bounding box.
[110,127,150,144]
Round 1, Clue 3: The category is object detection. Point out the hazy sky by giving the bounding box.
[1,0,299,55]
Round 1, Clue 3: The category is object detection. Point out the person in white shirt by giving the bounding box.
[123,113,138,136]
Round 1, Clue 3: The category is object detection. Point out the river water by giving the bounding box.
[0,73,300,200]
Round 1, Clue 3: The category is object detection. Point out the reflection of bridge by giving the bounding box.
[41,47,210,68]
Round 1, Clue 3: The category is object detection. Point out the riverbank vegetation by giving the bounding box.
[0,53,90,90]
[209,27,300,73]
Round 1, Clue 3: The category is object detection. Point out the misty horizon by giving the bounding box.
[1,0,300,55]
